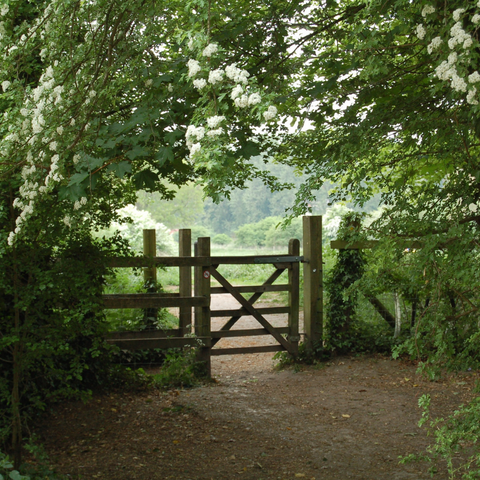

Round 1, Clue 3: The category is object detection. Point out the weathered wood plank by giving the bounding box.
[211,306,290,317]
[211,327,289,338]
[288,239,300,356]
[210,284,290,294]
[210,255,302,265]
[194,237,211,376]
[106,256,209,268]
[106,336,211,350]
[303,216,323,353]
[179,229,192,336]
[211,345,285,356]
[102,294,208,309]
[107,254,304,269]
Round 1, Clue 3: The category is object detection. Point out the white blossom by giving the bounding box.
[473,14,480,24]
[202,43,218,57]
[451,72,468,92]
[469,72,480,84]
[263,105,278,121]
[453,8,465,22]
[56,126,64,136]
[208,69,224,85]
[234,94,248,108]
[422,5,435,17]
[225,64,250,84]
[248,93,262,106]
[20,108,29,116]
[231,85,243,100]
[416,24,426,40]
[186,125,205,143]
[0,5,9,16]
[463,36,473,49]
[189,143,201,156]
[193,78,207,90]
[467,87,478,105]
[49,141,57,151]
[145,79,153,87]
[187,59,201,77]
[427,37,442,54]
[70,118,76,126]
[207,116,226,128]
[207,128,223,137]
[2,80,11,92]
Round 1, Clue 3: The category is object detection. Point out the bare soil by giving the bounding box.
[36,294,478,479]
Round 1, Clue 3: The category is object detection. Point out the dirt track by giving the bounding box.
[38,294,477,479]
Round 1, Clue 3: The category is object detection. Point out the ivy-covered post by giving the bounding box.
[143,229,157,327]
[303,216,323,354]
[325,213,366,354]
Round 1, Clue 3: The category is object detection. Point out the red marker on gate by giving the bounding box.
[203,270,210,279]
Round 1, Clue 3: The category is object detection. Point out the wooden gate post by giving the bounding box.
[288,238,300,357]
[143,229,157,326]
[194,237,211,377]
[303,216,323,354]
[143,229,157,284]
[179,229,192,336]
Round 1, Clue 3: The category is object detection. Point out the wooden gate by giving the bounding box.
[105,216,324,377]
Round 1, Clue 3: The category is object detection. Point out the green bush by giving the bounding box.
[234,217,280,247]
[212,233,232,245]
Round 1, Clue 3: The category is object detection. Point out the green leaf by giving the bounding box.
[9,471,26,480]
[237,141,261,159]
[134,170,159,190]
[107,161,132,178]
[126,145,149,160]
[58,184,87,202]
[68,172,89,186]
[156,147,174,165]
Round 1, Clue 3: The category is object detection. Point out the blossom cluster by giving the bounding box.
[0,1,100,245]
[185,42,278,159]
[417,3,480,105]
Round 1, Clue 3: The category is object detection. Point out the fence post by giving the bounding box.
[303,216,323,354]
[194,237,211,377]
[288,238,300,357]
[179,229,192,336]
[143,229,157,326]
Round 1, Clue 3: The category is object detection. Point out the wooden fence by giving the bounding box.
[104,216,324,375]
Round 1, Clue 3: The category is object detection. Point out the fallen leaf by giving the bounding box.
[295,474,306,478]
[342,414,350,418]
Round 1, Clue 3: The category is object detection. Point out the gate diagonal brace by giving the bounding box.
[210,267,292,352]
[211,267,286,347]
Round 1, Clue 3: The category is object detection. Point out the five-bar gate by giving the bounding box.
[105,216,323,377]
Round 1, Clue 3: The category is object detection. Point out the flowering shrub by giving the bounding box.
[417,2,480,105]
[183,36,278,167]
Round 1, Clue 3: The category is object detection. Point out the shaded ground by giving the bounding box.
[35,295,478,479]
